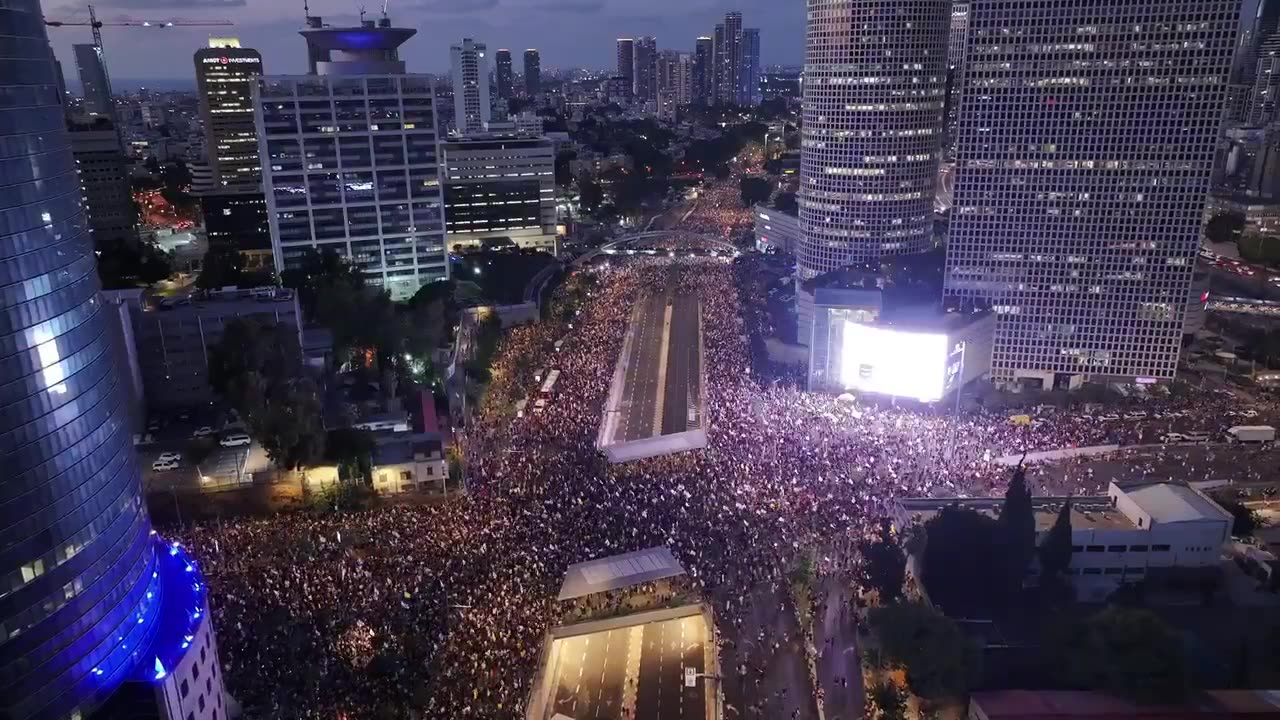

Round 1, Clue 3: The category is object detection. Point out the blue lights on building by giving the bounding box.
[125,535,212,686]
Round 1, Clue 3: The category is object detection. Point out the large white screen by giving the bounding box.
[839,322,948,402]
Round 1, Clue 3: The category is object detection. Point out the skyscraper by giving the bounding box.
[741,28,760,106]
[495,48,513,101]
[945,2,970,141]
[693,36,713,106]
[656,49,680,119]
[944,0,1238,387]
[616,38,635,98]
[451,37,491,134]
[194,38,264,191]
[712,24,726,103]
[257,16,448,300]
[633,36,657,102]
[718,11,743,105]
[523,48,541,97]
[2,4,229,719]
[798,0,949,278]
[73,42,111,116]
[70,117,138,247]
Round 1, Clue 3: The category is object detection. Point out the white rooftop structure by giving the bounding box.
[557,546,685,601]
[1122,483,1234,525]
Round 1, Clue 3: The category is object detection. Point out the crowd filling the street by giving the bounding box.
[176,168,1280,719]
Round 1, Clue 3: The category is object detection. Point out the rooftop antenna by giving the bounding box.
[303,0,311,20]
[382,0,390,17]
[358,4,367,23]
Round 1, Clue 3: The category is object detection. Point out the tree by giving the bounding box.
[1204,212,1245,246]
[920,505,1007,617]
[280,247,367,322]
[773,192,799,216]
[999,465,1037,597]
[860,518,906,602]
[1212,494,1260,537]
[198,245,245,289]
[1038,499,1074,578]
[1050,606,1189,704]
[740,176,772,207]
[555,150,577,187]
[325,428,376,484]
[868,681,908,720]
[96,236,173,289]
[870,600,981,700]
[579,180,604,212]
[209,317,325,470]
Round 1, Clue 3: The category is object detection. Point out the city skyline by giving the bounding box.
[44,0,803,84]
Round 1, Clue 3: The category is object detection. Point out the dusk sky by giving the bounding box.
[45,0,804,84]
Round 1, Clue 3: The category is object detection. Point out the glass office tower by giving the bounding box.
[0,1,161,718]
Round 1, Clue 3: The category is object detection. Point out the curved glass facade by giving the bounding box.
[799,0,949,278]
[0,2,159,718]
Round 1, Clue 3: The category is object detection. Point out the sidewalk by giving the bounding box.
[812,578,864,720]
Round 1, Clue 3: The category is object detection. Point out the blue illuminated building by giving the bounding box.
[1,3,227,719]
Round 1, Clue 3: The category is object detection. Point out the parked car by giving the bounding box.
[1160,433,1187,443]
[1123,411,1147,421]
[192,426,215,438]
[219,433,252,448]
[133,433,157,446]
[156,452,182,464]
[151,459,179,472]
[1098,413,1121,422]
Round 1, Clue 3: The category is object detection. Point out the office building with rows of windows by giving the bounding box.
[797,0,949,279]
[440,131,557,252]
[255,17,448,301]
[944,0,1238,388]
[1,3,229,719]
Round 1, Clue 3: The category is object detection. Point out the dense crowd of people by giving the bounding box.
[177,169,1279,719]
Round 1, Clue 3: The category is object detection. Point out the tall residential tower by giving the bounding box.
[523,48,541,97]
[194,38,264,191]
[944,0,1239,386]
[495,48,513,101]
[797,0,949,278]
[450,38,491,134]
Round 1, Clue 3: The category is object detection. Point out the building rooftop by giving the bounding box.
[897,496,1135,533]
[558,546,685,601]
[1123,483,1233,524]
[372,433,444,466]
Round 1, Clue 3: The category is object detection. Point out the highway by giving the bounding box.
[544,615,706,720]
[616,292,667,443]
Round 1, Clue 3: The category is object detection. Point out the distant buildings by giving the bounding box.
[716,11,742,105]
[495,48,513,102]
[944,0,1238,388]
[69,117,138,247]
[524,48,541,97]
[73,42,111,116]
[797,0,948,278]
[451,38,491,134]
[440,130,557,252]
[256,15,448,300]
[693,36,713,105]
[616,38,635,99]
[741,28,760,106]
[759,69,801,102]
[633,37,657,103]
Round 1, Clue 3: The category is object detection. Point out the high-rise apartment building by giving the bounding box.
[712,24,726,103]
[524,48,541,97]
[256,17,448,300]
[656,50,682,119]
[495,48,513,101]
[633,37,657,103]
[616,38,635,98]
[798,0,949,279]
[1236,0,1280,83]
[451,37,491,134]
[73,42,111,116]
[69,117,138,247]
[741,28,760,106]
[693,36,714,105]
[718,12,743,105]
[194,38,264,191]
[2,4,229,719]
[944,0,1239,387]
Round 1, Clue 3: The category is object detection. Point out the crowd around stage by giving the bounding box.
[177,172,1279,719]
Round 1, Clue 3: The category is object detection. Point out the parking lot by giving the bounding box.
[137,413,274,492]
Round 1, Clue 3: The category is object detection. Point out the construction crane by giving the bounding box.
[45,5,232,105]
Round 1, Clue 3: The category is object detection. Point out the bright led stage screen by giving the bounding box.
[839,322,949,402]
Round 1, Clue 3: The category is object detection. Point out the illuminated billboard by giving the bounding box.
[839,322,949,401]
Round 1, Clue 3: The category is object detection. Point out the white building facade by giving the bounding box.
[797,0,949,279]
[944,0,1238,387]
[255,21,447,300]
[451,38,492,134]
[440,132,557,252]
